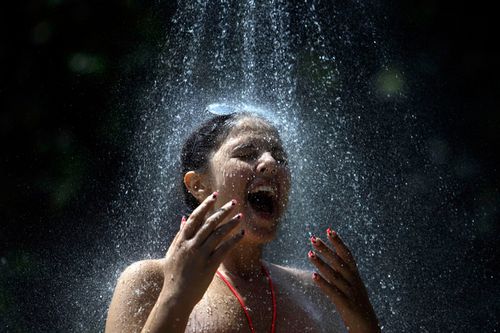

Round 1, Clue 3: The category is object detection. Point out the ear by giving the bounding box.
[183,171,211,203]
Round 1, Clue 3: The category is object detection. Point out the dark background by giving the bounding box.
[1,0,499,331]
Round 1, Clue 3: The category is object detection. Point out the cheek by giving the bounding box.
[217,160,254,191]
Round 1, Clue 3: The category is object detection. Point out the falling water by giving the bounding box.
[30,1,497,332]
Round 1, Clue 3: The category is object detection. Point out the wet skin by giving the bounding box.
[199,117,291,244]
[105,117,379,333]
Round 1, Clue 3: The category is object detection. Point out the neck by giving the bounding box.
[219,241,264,281]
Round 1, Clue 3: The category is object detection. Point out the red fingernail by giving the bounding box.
[231,199,237,206]
[310,236,317,244]
[212,191,218,199]
[312,272,319,280]
[237,213,243,219]
[327,228,337,238]
[308,250,316,259]
[181,216,186,224]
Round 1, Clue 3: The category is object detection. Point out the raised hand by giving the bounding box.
[138,192,244,333]
[308,229,380,333]
[162,192,244,307]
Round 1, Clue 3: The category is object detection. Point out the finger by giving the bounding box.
[208,230,245,267]
[308,250,352,296]
[326,229,357,271]
[312,271,350,311]
[182,192,218,239]
[179,215,186,229]
[192,199,238,246]
[201,213,243,250]
[310,236,356,282]
[167,216,187,253]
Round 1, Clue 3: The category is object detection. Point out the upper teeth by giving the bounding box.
[250,185,277,196]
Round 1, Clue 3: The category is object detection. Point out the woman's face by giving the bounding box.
[206,117,291,243]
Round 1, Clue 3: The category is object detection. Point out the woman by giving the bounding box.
[105,112,380,333]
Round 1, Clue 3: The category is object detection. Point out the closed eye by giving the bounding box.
[232,144,288,164]
[233,148,259,160]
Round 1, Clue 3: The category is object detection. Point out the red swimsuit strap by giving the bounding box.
[216,264,276,333]
[262,264,277,333]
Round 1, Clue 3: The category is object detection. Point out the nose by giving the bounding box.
[256,152,278,175]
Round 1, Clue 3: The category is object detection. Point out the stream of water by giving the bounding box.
[35,1,496,331]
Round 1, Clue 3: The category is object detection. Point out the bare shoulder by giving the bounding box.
[267,263,319,301]
[105,259,165,333]
[267,262,347,332]
[267,262,315,287]
[115,259,165,300]
[121,259,164,284]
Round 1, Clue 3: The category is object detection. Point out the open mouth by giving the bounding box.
[246,185,278,218]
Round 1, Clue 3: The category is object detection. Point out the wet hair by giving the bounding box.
[180,112,274,210]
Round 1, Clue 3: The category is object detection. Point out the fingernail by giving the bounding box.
[327,228,336,238]
[212,191,218,199]
[237,213,243,219]
[181,216,186,224]
[308,250,316,259]
[310,235,317,244]
[231,199,237,206]
[312,272,319,280]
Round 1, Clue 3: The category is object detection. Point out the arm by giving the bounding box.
[105,193,245,333]
[105,260,194,333]
[140,263,197,333]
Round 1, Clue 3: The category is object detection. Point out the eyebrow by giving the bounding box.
[231,141,284,153]
[232,143,258,150]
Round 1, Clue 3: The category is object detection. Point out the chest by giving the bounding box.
[186,278,322,333]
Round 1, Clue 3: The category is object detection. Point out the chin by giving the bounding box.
[241,207,282,243]
[243,225,278,244]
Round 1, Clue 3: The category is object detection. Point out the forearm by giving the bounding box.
[141,289,194,333]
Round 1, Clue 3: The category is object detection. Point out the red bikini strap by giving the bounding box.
[216,270,256,333]
[261,264,277,333]
[216,264,276,333]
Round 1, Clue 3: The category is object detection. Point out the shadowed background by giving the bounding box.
[1,0,499,331]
